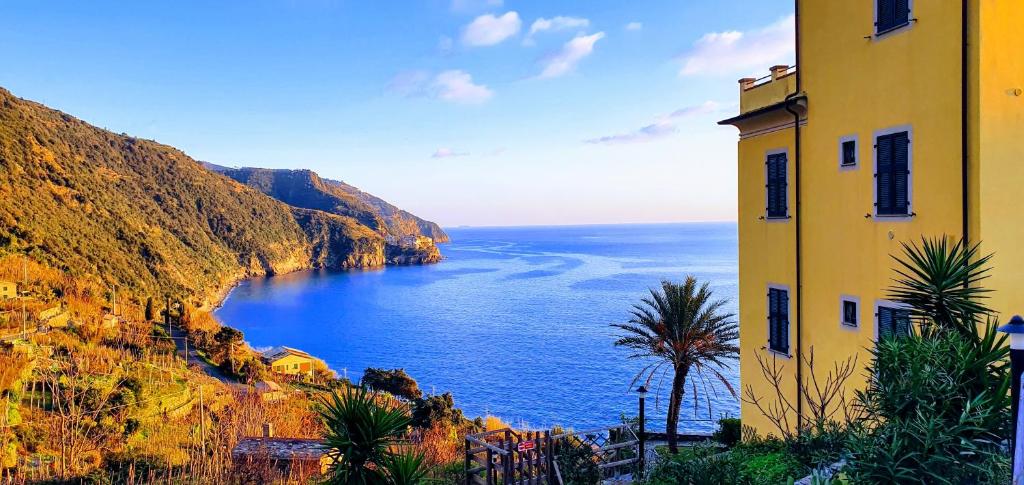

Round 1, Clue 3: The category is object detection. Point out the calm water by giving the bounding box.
[215,223,739,433]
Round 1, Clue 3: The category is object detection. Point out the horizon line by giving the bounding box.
[442,219,737,230]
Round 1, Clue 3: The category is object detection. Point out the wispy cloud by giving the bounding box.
[585,101,720,145]
[450,0,502,14]
[432,147,469,158]
[536,32,605,79]
[524,16,589,45]
[388,69,494,104]
[677,15,794,77]
[624,21,642,31]
[387,70,432,97]
[462,12,521,47]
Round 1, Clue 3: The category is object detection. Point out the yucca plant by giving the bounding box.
[378,451,429,485]
[888,236,993,337]
[319,386,426,485]
[612,276,739,454]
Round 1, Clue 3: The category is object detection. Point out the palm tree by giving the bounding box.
[612,276,739,454]
[318,386,427,484]
[888,236,993,337]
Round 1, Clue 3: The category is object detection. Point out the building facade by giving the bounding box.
[263,346,315,377]
[0,281,16,299]
[720,0,1024,435]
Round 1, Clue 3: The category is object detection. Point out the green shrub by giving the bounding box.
[645,443,740,485]
[713,418,741,447]
[735,450,803,484]
[555,435,601,485]
[845,323,1009,484]
[644,441,806,485]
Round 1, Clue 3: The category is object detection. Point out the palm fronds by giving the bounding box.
[611,276,738,453]
[888,236,993,337]
[318,386,420,484]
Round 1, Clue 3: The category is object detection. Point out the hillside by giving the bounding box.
[326,178,450,243]
[217,166,450,243]
[0,87,440,307]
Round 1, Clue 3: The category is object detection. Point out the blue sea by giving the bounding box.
[215,223,739,433]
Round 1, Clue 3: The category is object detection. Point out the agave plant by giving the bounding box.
[888,236,993,336]
[612,276,739,454]
[319,386,425,485]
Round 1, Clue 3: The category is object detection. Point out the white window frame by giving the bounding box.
[873,299,913,342]
[766,283,792,358]
[873,0,914,39]
[764,148,790,222]
[872,125,913,220]
[839,295,860,329]
[838,135,859,171]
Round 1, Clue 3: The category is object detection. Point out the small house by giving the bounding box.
[262,347,315,377]
[232,423,330,477]
[0,281,16,300]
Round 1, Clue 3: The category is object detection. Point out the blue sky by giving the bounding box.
[0,0,794,227]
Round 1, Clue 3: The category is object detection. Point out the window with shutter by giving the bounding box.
[768,288,789,354]
[875,131,910,216]
[876,0,910,34]
[878,306,911,339]
[765,153,788,218]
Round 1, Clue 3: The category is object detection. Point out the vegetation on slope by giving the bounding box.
[325,178,450,243]
[218,167,450,243]
[0,87,440,308]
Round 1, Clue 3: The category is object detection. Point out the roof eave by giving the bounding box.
[717,94,807,126]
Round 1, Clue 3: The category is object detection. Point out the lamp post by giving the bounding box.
[636,385,648,477]
[997,314,1024,475]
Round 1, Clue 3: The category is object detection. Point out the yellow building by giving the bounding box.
[719,1,1024,435]
[263,346,315,377]
[0,281,16,299]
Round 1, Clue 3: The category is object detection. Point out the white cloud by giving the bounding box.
[536,32,604,79]
[431,70,494,104]
[625,22,643,31]
[388,69,494,104]
[524,16,590,45]
[432,148,469,158]
[461,12,521,47]
[677,15,794,77]
[585,101,721,145]
[450,0,502,14]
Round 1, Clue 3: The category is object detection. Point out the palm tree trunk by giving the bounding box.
[666,367,688,454]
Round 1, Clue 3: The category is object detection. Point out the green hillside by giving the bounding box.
[219,167,450,243]
[0,87,439,307]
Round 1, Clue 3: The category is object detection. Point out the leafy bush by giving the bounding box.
[411,392,465,429]
[644,441,806,485]
[845,323,1009,484]
[713,417,741,447]
[785,420,848,470]
[645,444,740,485]
[362,368,422,401]
[555,435,601,485]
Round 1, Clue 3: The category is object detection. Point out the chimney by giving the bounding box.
[738,77,756,91]
[770,65,790,80]
[262,422,274,439]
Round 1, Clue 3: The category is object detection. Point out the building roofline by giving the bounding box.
[717,94,807,126]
